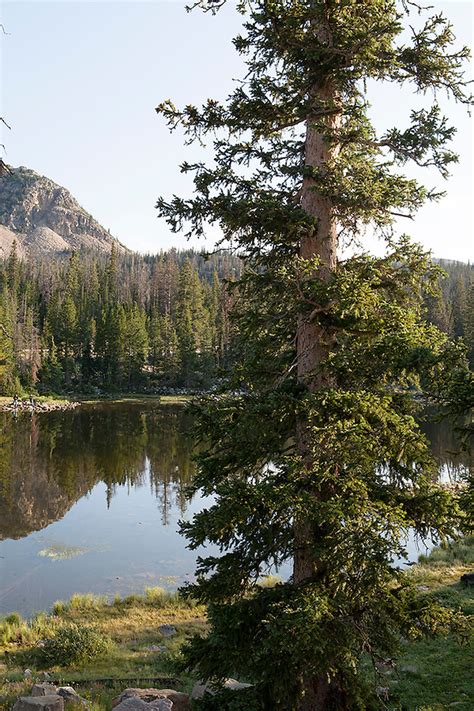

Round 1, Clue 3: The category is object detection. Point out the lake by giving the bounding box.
[0,401,469,616]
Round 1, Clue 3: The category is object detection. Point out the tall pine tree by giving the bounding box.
[157,1,472,708]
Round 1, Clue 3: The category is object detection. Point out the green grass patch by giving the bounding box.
[0,588,205,709]
[386,539,474,709]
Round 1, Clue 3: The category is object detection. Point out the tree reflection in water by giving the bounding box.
[0,402,196,540]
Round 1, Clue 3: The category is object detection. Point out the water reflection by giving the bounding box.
[0,402,195,542]
[421,418,471,483]
[0,402,470,615]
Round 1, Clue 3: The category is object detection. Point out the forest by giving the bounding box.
[0,244,240,394]
[0,242,471,396]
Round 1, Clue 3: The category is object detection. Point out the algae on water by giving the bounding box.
[38,544,91,561]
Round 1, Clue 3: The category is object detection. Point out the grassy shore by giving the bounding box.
[0,540,472,710]
[0,589,205,709]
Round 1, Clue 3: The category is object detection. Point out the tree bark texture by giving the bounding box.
[293,74,345,710]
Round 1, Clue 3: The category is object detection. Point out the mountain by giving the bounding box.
[0,166,127,258]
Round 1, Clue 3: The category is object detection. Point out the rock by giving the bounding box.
[191,679,252,699]
[31,684,58,697]
[24,669,33,678]
[146,645,167,653]
[57,687,89,707]
[0,167,127,258]
[112,688,189,711]
[190,683,207,700]
[375,687,390,700]
[158,625,177,638]
[12,695,64,711]
[114,700,172,711]
[225,680,253,691]
[108,701,149,711]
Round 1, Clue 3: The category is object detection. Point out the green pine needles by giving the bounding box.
[156,1,472,709]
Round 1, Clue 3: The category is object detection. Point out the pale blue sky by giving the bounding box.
[1,1,472,259]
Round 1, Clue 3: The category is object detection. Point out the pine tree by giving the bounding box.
[0,289,16,394]
[120,303,149,389]
[157,1,472,708]
[38,335,64,393]
[176,260,199,385]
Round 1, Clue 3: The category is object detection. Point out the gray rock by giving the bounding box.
[224,680,253,691]
[57,687,89,708]
[376,687,390,700]
[146,645,167,653]
[112,688,189,711]
[150,702,172,711]
[191,679,252,699]
[0,167,127,259]
[24,669,33,678]
[31,684,58,697]
[12,695,64,711]
[158,624,177,638]
[114,700,172,711]
[113,701,149,711]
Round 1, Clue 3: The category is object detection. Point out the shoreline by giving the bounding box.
[1,540,473,709]
[0,394,193,412]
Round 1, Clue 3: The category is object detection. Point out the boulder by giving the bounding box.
[12,695,64,711]
[114,700,172,711]
[57,687,89,707]
[31,684,58,697]
[191,679,252,699]
[112,688,189,711]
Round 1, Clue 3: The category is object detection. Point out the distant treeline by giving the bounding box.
[423,260,473,356]
[0,245,240,394]
[0,247,471,395]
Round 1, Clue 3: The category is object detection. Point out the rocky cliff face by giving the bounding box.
[0,166,127,258]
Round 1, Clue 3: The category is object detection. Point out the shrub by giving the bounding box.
[37,623,111,667]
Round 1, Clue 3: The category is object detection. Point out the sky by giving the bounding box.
[0,0,473,260]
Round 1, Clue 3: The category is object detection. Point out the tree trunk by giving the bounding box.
[294,75,343,710]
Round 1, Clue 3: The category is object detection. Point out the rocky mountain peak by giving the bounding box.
[0,166,128,258]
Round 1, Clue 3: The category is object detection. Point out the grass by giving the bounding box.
[385,537,474,710]
[0,588,205,710]
[0,543,472,710]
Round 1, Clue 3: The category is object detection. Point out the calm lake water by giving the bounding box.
[0,401,470,616]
